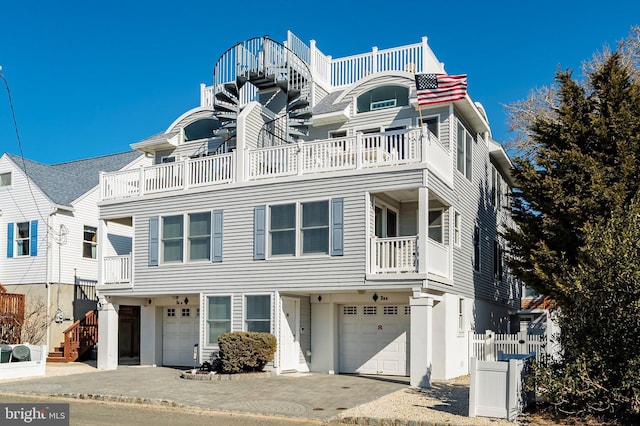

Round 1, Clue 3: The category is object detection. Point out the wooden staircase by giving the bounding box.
[47,309,98,363]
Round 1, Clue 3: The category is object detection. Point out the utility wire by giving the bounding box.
[1,67,64,242]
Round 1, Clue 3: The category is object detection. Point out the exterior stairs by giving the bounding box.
[47,309,98,363]
[211,36,313,150]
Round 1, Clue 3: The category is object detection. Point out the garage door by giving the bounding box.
[163,307,199,367]
[339,304,410,376]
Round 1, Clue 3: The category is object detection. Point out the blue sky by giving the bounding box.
[1,1,639,164]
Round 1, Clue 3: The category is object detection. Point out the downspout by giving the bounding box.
[45,209,54,348]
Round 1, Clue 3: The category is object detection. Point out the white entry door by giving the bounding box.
[339,304,410,376]
[163,306,199,367]
[279,297,300,371]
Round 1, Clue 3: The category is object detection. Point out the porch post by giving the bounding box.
[97,297,119,370]
[410,295,434,388]
[417,184,429,274]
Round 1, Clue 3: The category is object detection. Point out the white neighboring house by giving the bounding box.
[96,31,520,387]
[0,151,147,356]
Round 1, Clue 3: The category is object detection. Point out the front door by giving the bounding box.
[118,305,140,364]
[280,297,300,371]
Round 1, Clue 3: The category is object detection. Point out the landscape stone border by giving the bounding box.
[180,370,274,381]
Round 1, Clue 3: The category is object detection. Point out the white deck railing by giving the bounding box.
[101,153,234,200]
[371,236,418,273]
[101,129,449,201]
[248,128,424,179]
[202,36,431,107]
[428,239,450,278]
[103,254,131,285]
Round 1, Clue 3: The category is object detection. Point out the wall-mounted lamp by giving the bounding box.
[184,297,189,305]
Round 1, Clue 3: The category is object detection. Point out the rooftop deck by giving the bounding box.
[100,128,452,201]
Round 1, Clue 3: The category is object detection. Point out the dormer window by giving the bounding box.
[357,86,408,113]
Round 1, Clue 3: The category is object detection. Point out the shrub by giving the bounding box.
[217,331,277,374]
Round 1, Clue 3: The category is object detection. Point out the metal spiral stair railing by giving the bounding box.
[212,36,313,148]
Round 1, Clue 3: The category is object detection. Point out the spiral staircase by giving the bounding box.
[212,36,313,149]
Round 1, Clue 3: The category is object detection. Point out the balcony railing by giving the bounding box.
[249,128,424,179]
[371,236,451,278]
[100,128,449,201]
[371,236,418,274]
[103,254,131,285]
[101,153,234,200]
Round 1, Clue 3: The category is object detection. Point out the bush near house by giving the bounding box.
[218,332,277,374]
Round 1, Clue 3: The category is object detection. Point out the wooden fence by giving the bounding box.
[0,285,26,344]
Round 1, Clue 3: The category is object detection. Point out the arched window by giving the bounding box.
[183,119,220,141]
[356,86,409,113]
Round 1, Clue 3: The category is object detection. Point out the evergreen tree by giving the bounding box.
[504,53,640,307]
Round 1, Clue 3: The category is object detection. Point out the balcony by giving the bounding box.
[100,128,451,202]
[370,236,450,279]
[101,255,132,288]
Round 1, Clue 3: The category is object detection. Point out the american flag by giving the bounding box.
[415,74,467,106]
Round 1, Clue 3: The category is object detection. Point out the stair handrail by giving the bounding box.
[258,115,291,148]
[61,309,98,362]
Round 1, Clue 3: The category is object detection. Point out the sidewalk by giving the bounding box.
[0,362,513,425]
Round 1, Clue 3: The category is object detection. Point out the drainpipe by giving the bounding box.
[45,209,55,348]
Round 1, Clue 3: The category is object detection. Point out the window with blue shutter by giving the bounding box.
[30,220,38,256]
[331,198,344,256]
[148,216,159,266]
[212,210,223,263]
[254,206,266,260]
[6,223,13,258]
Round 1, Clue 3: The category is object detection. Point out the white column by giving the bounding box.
[97,298,119,370]
[417,185,429,274]
[410,296,433,388]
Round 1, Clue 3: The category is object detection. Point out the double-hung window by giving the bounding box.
[162,215,184,263]
[454,212,461,247]
[245,295,271,332]
[457,123,473,180]
[188,212,211,261]
[269,201,330,257]
[83,226,97,259]
[15,222,30,256]
[428,210,443,243]
[207,296,231,345]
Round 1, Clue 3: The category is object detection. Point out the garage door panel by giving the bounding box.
[163,307,199,367]
[339,304,410,376]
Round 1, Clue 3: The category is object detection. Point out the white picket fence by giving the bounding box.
[469,330,547,364]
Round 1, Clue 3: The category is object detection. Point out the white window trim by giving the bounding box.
[267,199,331,259]
[453,211,462,248]
[160,211,213,264]
[205,294,233,346]
[373,199,399,238]
[0,171,12,188]
[82,225,98,260]
[14,221,30,257]
[428,208,445,243]
[242,293,272,333]
[457,122,473,181]
[415,114,440,139]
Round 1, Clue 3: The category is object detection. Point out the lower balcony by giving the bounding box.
[370,236,450,279]
[101,254,132,289]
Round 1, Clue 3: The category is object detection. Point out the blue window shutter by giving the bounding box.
[7,223,14,258]
[30,220,38,256]
[212,210,223,263]
[331,198,344,256]
[254,206,266,260]
[148,216,159,266]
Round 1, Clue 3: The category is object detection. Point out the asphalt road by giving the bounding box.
[0,394,324,426]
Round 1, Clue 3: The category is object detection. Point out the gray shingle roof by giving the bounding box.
[7,151,142,206]
[312,90,350,115]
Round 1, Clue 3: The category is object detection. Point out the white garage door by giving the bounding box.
[163,307,199,367]
[339,304,410,376]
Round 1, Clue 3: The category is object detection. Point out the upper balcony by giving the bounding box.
[100,127,452,202]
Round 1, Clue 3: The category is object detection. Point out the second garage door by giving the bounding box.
[339,304,410,376]
[163,306,199,367]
